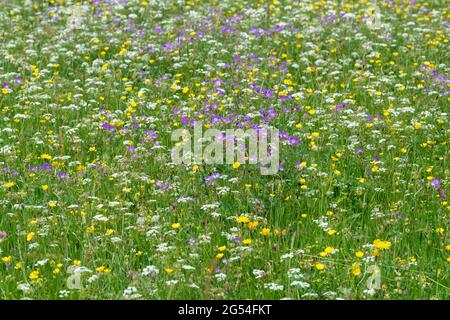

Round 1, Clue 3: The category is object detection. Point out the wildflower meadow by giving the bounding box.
[0,0,448,300]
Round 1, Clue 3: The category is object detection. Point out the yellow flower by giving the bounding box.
[164,268,174,273]
[355,251,364,258]
[29,271,40,280]
[414,122,421,130]
[260,228,270,236]
[371,166,379,173]
[41,184,49,191]
[4,181,15,188]
[435,227,444,235]
[236,215,250,223]
[315,263,325,271]
[48,201,57,208]
[14,262,22,270]
[373,239,391,250]
[26,232,36,242]
[171,223,180,229]
[218,245,226,252]
[247,221,259,230]
[72,260,81,266]
[327,229,336,236]
[352,262,361,276]
[40,153,52,160]
[324,246,334,254]
[1,256,12,263]
[216,253,224,259]
[242,239,252,245]
[232,162,241,169]
[96,266,111,273]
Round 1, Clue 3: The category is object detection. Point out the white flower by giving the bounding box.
[363,288,376,297]
[287,268,304,279]
[263,283,284,291]
[93,214,109,222]
[291,281,310,288]
[253,269,265,279]
[182,265,195,270]
[34,259,49,266]
[280,253,294,261]
[87,275,98,283]
[59,290,70,298]
[17,283,31,293]
[111,237,122,243]
[123,286,142,299]
[142,265,159,276]
[214,273,227,281]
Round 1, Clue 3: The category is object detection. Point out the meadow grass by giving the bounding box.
[0,0,448,299]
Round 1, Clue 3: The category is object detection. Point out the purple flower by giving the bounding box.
[205,172,221,186]
[102,123,115,131]
[0,231,7,240]
[295,162,305,169]
[181,114,189,125]
[429,178,440,190]
[38,163,53,171]
[396,212,408,219]
[145,130,158,139]
[334,103,347,112]
[57,172,69,179]
[155,180,170,191]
